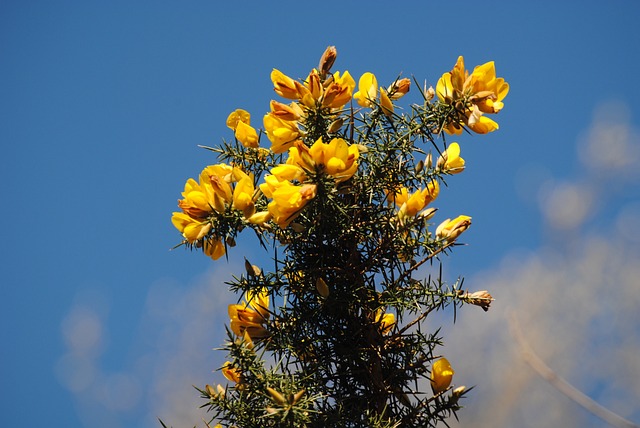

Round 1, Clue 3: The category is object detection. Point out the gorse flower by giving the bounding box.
[390,180,440,219]
[436,56,509,134]
[437,142,465,174]
[430,357,455,394]
[228,289,270,342]
[287,137,359,182]
[436,215,472,242]
[227,109,259,148]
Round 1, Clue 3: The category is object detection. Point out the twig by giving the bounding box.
[508,311,639,428]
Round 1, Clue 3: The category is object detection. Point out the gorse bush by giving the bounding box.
[169,46,508,428]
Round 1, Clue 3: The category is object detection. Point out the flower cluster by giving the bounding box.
[169,46,508,428]
[436,56,509,134]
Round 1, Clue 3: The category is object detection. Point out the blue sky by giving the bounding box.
[2,1,640,427]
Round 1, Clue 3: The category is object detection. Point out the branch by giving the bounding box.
[508,312,639,428]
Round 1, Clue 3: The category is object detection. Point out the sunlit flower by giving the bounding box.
[269,100,303,122]
[430,357,454,394]
[263,112,301,154]
[226,109,251,130]
[222,362,241,384]
[203,237,226,260]
[228,289,271,341]
[436,215,472,242]
[322,71,356,109]
[226,109,260,148]
[391,180,440,218]
[380,88,394,117]
[287,137,359,182]
[267,181,317,228]
[234,121,259,148]
[354,72,378,108]
[437,142,465,174]
[232,175,256,218]
[171,212,211,242]
[271,69,306,100]
[436,56,509,134]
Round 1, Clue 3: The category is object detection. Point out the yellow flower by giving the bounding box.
[171,212,211,242]
[380,88,394,118]
[246,210,272,225]
[226,110,259,148]
[177,177,217,218]
[353,72,378,108]
[436,215,472,242]
[263,112,300,154]
[286,137,359,182]
[232,175,256,218]
[203,237,225,260]
[437,142,465,174]
[375,309,395,335]
[392,181,440,218]
[271,69,306,100]
[269,100,303,121]
[322,71,356,109]
[226,109,251,130]
[430,357,454,394]
[222,362,242,384]
[467,105,499,134]
[228,289,270,340]
[436,56,509,134]
[234,121,259,148]
[267,182,317,228]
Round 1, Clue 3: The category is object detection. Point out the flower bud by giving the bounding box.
[388,77,411,100]
[244,259,261,277]
[318,46,337,79]
[267,387,287,406]
[425,84,435,102]
[316,277,330,298]
[327,117,344,134]
[458,290,493,311]
[436,215,472,242]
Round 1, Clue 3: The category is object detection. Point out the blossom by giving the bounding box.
[353,72,378,108]
[203,237,226,260]
[380,88,394,118]
[232,174,256,218]
[263,112,300,154]
[228,289,270,341]
[436,56,509,134]
[171,212,211,243]
[322,71,355,109]
[259,173,316,228]
[271,69,306,100]
[222,362,242,384]
[267,181,317,228]
[391,180,440,218]
[437,142,465,174]
[436,215,472,242]
[375,309,396,335]
[430,357,454,394]
[226,109,259,148]
[287,137,359,182]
